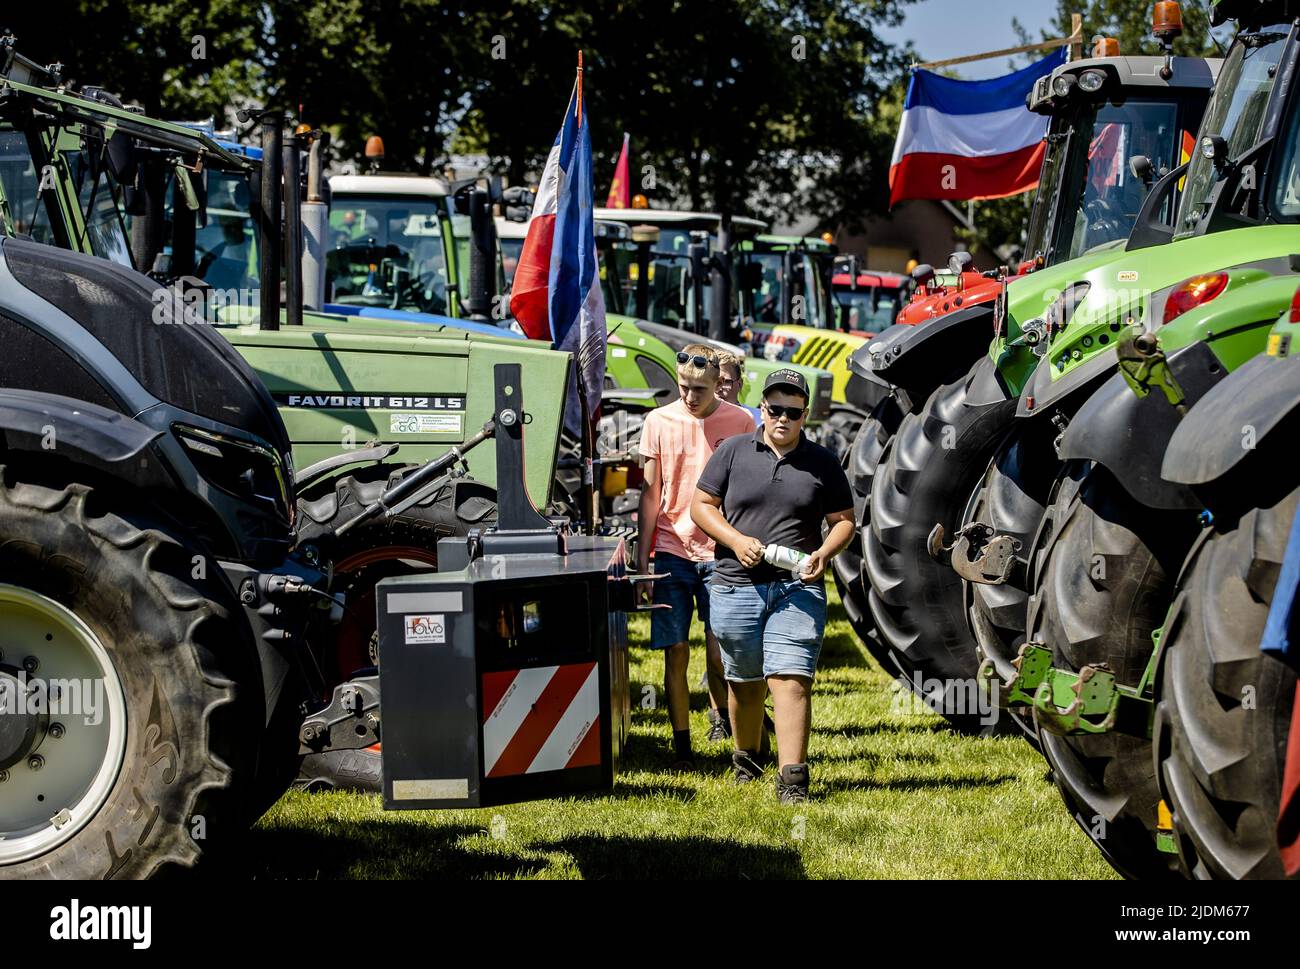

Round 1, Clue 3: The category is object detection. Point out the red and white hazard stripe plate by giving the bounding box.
[481,663,601,777]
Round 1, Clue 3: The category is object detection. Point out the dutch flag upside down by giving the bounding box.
[509,74,607,435]
[889,48,1067,207]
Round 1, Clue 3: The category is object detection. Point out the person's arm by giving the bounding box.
[637,456,661,576]
[797,509,855,583]
[691,489,764,568]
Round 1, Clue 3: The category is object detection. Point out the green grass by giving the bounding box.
[249,586,1119,879]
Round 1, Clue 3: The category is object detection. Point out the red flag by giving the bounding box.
[605,133,631,208]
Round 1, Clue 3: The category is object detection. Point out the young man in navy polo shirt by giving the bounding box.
[690,369,855,803]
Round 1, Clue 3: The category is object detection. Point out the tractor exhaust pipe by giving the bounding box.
[283,129,304,328]
[301,130,330,310]
[256,112,283,331]
[709,214,732,342]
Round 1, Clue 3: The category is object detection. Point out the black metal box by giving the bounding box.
[376,534,630,810]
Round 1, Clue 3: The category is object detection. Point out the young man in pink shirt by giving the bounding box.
[638,345,755,768]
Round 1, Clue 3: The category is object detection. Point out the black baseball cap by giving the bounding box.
[762,368,809,400]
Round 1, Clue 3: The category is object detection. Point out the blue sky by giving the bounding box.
[877,0,1062,79]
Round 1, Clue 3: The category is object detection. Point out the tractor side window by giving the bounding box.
[195,169,260,293]
[63,145,133,267]
[1269,80,1300,220]
[0,129,56,245]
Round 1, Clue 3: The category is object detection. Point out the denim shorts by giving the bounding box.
[650,551,715,649]
[708,579,827,681]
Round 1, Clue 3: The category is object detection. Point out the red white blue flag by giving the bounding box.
[509,62,607,433]
[889,48,1067,207]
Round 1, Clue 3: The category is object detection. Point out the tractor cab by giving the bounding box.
[325,173,464,318]
[830,258,911,336]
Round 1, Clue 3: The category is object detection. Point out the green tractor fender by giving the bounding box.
[1058,273,1299,506]
[1162,344,1300,504]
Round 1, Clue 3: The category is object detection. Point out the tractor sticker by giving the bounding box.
[275,393,466,410]
[404,614,446,644]
[390,413,463,434]
[1117,271,1139,283]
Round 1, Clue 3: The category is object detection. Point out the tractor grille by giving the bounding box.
[794,335,852,372]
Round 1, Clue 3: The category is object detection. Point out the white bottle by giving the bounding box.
[763,543,810,576]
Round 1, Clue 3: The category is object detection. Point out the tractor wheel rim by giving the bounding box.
[0,585,127,865]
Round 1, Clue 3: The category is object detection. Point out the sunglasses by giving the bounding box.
[764,403,806,421]
[676,352,718,370]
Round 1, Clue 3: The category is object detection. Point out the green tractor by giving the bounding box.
[967,1,1300,877]
[1151,288,1300,879]
[849,21,1220,682]
[0,50,583,792]
[594,206,835,424]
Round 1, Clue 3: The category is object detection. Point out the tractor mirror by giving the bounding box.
[1129,154,1154,187]
[501,185,535,222]
[105,129,137,184]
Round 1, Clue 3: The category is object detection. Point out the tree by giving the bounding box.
[453,0,915,228]
[1013,0,1222,61]
[3,0,264,120]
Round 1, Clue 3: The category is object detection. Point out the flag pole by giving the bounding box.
[574,49,596,534]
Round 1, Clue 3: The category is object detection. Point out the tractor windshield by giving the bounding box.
[745,249,834,329]
[1176,22,1294,236]
[836,285,905,332]
[603,227,697,327]
[325,195,453,314]
[195,169,260,291]
[1051,98,1180,262]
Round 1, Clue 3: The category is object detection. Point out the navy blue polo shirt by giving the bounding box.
[696,426,853,586]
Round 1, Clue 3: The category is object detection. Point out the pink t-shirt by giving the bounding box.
[639,398,755,561]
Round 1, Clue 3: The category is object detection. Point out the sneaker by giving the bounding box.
[731,749,764,784]
[706,708,732,742]
[775,763,810,805]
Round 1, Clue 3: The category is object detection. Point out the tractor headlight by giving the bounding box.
[1078,69,1107,93]
[174,424,294,526]
[1052,74,1077,99]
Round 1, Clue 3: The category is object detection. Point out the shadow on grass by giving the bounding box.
[238,821,548,880]
[611,780,701,803]
[531,833,807,879]
[818,773,1017,795]
[817,630,870,670]
[809,748,940,766]
[814,720,951,738]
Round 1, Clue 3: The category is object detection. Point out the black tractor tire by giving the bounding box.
[833,397,904,665]
[818,405,866,467]
[1155,489,1300,880]
[1026,461,1199,880]
[963,419,1061,731]
[0,466,262,878]
[864,367,1019,733]
[295,465,497,792]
